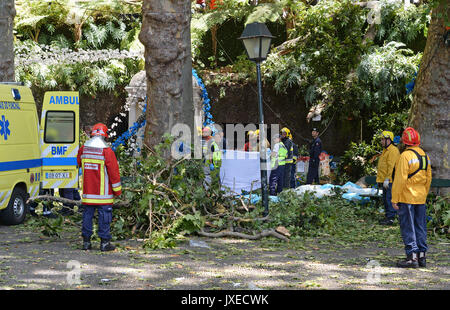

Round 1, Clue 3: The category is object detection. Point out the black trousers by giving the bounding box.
[283,163,292,189]
[306,160,320,184]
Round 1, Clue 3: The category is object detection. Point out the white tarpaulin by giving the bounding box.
[220,150,271,194]
[293,182,381,203]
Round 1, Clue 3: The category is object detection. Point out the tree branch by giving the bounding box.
[197,229,289,242]
[27,195,129,208]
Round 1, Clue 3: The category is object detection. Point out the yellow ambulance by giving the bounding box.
[0,82,79,225]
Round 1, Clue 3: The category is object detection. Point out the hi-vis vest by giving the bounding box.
[202,139,222,168]
[77,145,122,205]
[271,142,287,168]
[285,142,294,164]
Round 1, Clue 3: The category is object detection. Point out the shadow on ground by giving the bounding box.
[0,223,449,290]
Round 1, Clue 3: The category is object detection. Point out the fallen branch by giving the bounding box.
[27,195,130,209]
[198,229,289,242]
[228,215,269,222]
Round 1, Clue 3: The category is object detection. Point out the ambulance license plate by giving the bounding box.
[46,172,71,179]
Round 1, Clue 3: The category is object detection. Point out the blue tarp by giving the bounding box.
[237,182,377,205]
[241,194,280,204]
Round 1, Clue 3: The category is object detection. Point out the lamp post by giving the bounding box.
[239,22,274,217]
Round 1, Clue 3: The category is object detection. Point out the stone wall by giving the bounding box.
[207,82,361,156]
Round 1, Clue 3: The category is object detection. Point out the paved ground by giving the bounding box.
[0,221,449,291]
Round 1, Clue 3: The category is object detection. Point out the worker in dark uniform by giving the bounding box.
[306,127,322,185]
[290,137,299,188]
[280,128,293,189]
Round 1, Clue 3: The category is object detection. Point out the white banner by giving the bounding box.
[220,150,271,194]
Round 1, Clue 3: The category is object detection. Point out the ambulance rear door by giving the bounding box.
[40,92,79,190]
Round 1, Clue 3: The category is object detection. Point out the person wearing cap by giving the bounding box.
[280,128,294,189]
[392,127,432,268]
[269,134,287,196]
[376,130,400,225]
[306,128,322,184]
[202,126,222,188]
[77,123,122,252]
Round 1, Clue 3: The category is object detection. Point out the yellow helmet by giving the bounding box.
[247,130,255,137]
[281,127,291,137]
[381,130,394,141]
[254,129,260,136]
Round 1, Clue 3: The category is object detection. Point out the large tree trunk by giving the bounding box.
[409,2,449,189]
[139,0,194,150]
[0,0,16,82]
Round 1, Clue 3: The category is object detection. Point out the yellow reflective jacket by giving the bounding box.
[202,139,222,169]
[391,146,432,205]
[376,143,400,183]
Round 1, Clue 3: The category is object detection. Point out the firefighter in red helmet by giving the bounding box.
[392,127,432,268]
[77,123,122,251]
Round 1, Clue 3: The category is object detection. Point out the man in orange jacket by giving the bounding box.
[77,123,122,251]
[392,127,432,268]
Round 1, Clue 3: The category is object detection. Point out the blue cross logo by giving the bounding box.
[0,115,11,140]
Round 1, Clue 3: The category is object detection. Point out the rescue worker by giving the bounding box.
[214,127,228,151]
[202,126,222,188]
[376,130,400,225]
[58,188,75,216]
[254,129,270,152]
[290,134,299,188]
[77,123,122,252]
[392,127,432,268]
[58,188,82,215]
[244,131,255,152]
[280,128,293,189]
[269,134,287,196]
[306,128,322,184]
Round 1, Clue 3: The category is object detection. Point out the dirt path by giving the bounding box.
[0,223,449,291]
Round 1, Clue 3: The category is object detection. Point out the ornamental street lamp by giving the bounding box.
[238,22,274,217]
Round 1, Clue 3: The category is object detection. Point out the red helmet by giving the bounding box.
[402,127,420,146]
[202,126,212,136]
[91,123,108,138]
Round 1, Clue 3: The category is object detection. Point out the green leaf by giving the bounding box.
[245,4,282,25]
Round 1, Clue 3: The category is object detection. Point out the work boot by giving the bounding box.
[397,253,419,268]
[82,236,92,251]
[418,252,426,268]
[379,218,395,226]
[100,239,115,252]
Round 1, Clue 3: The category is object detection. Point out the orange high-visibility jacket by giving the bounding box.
[77,145,122,205]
